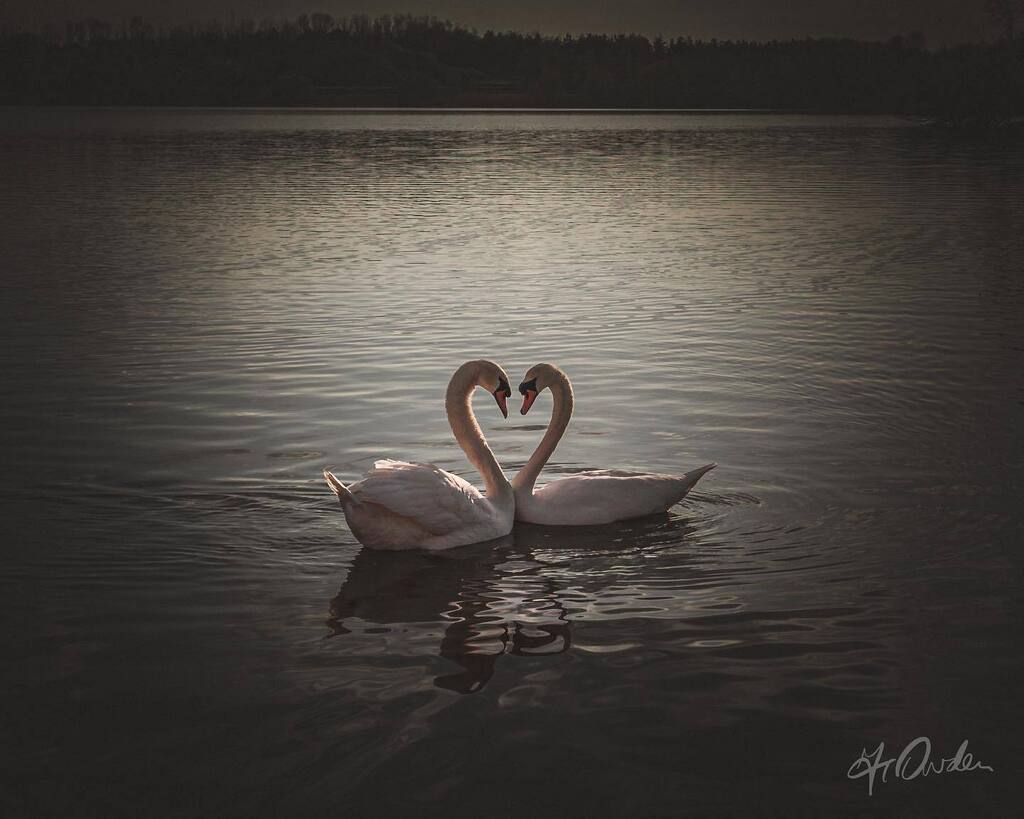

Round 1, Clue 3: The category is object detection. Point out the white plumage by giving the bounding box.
[325,460,511,550]
[512,363,716,526]
[324,360,515,551]
[517,465,717,526]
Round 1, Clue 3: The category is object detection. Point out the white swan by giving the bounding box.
[511,363,716,525]
[324,359,515,550]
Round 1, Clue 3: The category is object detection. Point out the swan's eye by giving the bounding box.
[495,377,512,398]
[518,378,538,396]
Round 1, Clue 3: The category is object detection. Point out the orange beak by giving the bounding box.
[521,389,538,415]
[493,390,509,418]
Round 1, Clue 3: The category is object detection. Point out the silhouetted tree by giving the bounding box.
[310,13,334,34]
[0,13,1019,124]
[987,0,1023,41]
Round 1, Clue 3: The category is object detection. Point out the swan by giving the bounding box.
[511,363,716,525]
[323,359,515,550]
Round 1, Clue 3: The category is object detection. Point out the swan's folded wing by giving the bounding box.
[547,470,687,495]
[353,460,488,536]
[573,469,652,479]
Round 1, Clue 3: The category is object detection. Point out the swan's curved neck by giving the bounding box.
[446,368,510,498]
[512,370,573,494]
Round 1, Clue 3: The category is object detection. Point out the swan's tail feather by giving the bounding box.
[324,470,358,505]
[684,464,716,483]
[682,462,717,490]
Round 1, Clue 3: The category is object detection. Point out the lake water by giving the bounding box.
[2,109,1022,817]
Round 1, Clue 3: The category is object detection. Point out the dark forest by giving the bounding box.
[2,13,1021,124]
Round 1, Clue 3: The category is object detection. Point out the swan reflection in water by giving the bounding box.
[327,514,706,694]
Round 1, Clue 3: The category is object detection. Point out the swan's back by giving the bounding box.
[328,460,509,550]
[522,464,716,526]
[351,460,487,535]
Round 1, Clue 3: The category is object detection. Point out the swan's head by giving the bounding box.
[518,362,563,415]
[474,359,513,419]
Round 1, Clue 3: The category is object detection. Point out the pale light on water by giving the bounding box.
[2,109,1022,816]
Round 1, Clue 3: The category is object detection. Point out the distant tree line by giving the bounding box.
[1,13,1021,125]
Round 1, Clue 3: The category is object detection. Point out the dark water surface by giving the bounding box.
[2,109,1023,817]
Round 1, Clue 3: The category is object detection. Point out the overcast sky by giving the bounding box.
[2,1,996,46]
